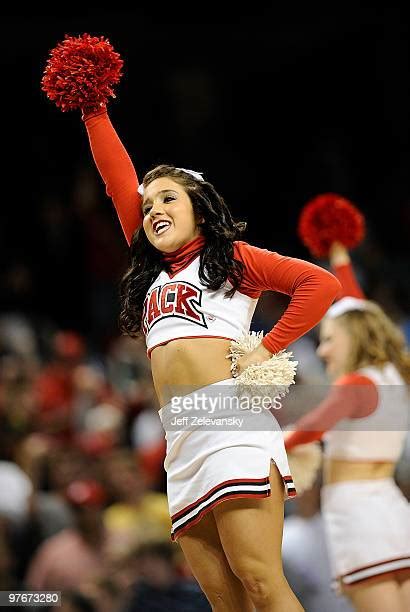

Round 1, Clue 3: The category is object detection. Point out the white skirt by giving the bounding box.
[158,378,296,540]
[321,478,410,590]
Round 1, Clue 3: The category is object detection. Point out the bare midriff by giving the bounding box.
[323,458,395,485]
[150,337,233,408]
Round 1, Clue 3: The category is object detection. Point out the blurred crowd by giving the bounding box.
[0,321,213,611]
[1,169,409,612]
[1,314,409,611]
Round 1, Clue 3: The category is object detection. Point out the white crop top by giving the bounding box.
[142,256,257,356]
[323,363,409,462]
[140,240,341,358]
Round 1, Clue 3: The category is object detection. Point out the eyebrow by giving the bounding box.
[142,189,178,206]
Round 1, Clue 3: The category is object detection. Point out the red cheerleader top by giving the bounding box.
[285,261,379,450]
[83,110,341,355]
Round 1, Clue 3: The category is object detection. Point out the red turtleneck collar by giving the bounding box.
[162,235,206,277]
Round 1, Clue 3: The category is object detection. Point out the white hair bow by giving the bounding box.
[137,167,204,196]
[327,296,369,319]
[175,168,204,182]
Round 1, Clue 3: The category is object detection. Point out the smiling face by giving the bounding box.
[317,317,352,378]
[142,177,202,252]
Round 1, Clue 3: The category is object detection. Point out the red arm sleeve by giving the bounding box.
[83,110,143,245]
[233,242,341,354]
[332,262,365,299]
[285,373,378,450]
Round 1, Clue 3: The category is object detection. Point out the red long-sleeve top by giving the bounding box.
[285,261,379,451]
[332,262,365,299]
[84,110,143,244]
[83,110,341,353]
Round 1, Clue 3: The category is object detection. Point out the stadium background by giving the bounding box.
[0,7,409,611]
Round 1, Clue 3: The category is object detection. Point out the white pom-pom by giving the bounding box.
[227,331,298,400]
[228,332,320,494]
[286,442,322,494]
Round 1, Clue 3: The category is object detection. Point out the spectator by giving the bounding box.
[0,461,33,526]
[102,450,171,560]
[121,541,211,612]
[25,479,108,591]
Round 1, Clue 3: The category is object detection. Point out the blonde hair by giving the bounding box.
[335,301,410,383]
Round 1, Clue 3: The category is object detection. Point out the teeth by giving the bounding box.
[154,221,171,235]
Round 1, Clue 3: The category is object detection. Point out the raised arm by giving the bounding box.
[83,109,143,245]
[42,35,142,246]
[329,242,365,299]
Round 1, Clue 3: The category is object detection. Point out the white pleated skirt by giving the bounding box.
[158,378,296,540]
[321,478,410,590]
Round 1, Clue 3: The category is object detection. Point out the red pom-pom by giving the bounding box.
[298,193,365,258]
[41,33,123,112]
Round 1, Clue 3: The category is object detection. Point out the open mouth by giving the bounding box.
[153,220,171,235]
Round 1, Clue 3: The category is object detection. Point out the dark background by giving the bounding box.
[1,7,409,346]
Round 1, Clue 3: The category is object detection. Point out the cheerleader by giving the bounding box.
[42,36,341,611]
[285,242,410,612]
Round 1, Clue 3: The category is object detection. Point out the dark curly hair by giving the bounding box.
[119,165,246,337]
